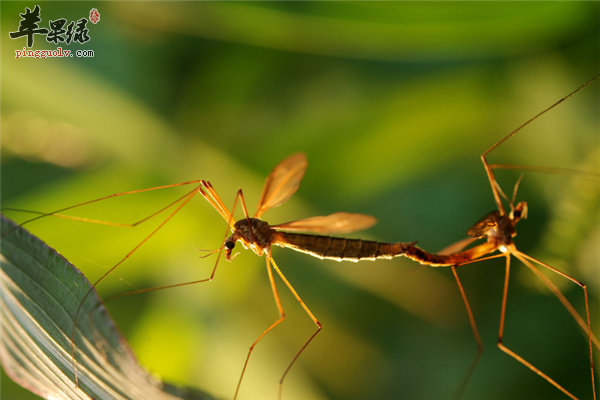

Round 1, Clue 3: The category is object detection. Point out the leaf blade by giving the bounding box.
[0,215,212,400]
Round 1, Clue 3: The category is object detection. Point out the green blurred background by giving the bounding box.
[2,2,599,399]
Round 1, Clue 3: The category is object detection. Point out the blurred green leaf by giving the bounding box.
[113,2,596,62]
[0,214,212,400]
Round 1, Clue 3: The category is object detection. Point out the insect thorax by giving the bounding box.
[226,218,274,254]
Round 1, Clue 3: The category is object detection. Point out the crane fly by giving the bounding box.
[402,75,600,400]
[190,152,416,398]
[2,152,416,399]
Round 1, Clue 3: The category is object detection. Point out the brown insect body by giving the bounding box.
[272,231,414,262]
[197,152,416,399]
[225,218,274,259]
[398,75,600,400]
[225,217,415,262]
[406,201,528,267]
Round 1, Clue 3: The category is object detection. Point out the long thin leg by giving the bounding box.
[71,181,242,384]
[81,185,249,387]
[199,181,236,227]
[512,250,596,400]
[488,164,600,180]
[230,185,277,399]
[451,264,483,400]
[1,180,208,235]
[1,180,238,386]
[480,74,600,217]
[102,186,259,398]
[268,251,322,400]
[3,179,243,236]
[102,187,252,303]
[234,255,286,400]
[485,75,599,162]
[71,186,205,384]
[496,253,587,400]
[514,251,599,350]
[437,253,511,398]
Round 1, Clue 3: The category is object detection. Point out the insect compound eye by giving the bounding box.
[512,201,528,221]
[225,240,235,250]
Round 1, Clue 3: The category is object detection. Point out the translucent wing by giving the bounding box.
[466,210,499,238]
[272,212,377,234]
[255,153,308,218]
[437,236,480,255]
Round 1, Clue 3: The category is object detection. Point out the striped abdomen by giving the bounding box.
[404,241,499,267]
[271,232,415,262]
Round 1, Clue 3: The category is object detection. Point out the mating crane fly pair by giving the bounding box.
[3,75,598,400]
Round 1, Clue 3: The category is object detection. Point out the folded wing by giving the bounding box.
[272,212,376,234]
[255,153,308,218]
